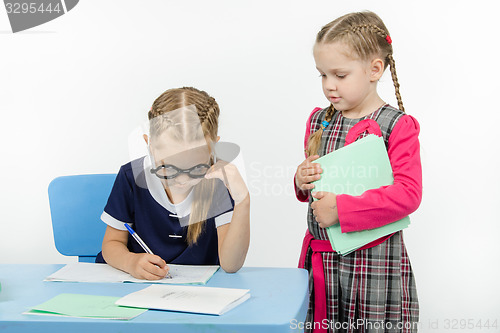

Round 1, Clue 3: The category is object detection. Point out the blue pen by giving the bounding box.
[124,223,172,279]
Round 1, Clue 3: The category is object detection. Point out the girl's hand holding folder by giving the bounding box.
[295,155,323,191]
[311,191,339,228]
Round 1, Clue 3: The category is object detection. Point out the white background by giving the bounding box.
[1,0,499,329]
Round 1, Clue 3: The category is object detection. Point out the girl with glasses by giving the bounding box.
[96,87,250,280]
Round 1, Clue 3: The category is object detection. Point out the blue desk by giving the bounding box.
[0,265,308,333]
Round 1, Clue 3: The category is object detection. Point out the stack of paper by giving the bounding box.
[45,263,219,285]
[116,284,251,316]
[313,134,410,255]
[24,294,147,320]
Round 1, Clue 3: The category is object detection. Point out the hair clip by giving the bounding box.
[385,35,392,44]
[321,120,330,129]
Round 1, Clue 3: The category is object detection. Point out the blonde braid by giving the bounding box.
[324,104,335,123]
[348,24,387,39]
[306,105,335,157]
[387,54,405,112]
[344,23,405,112]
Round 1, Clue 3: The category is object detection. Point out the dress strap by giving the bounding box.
[345,118,382,146]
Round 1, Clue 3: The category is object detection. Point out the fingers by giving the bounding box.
[136,254,169,280]
[300,183,316,191]
[297,173,320,190]
[204,163,223,182]
[311,191,325,199]
[311,192,339,229]
[205,161,233,186]
[296,156,323,190]
[148,254,167,269]
[205,161,249,205]
[147,255,169,278]
[205,160,230,179]
[311,207,320,226]
[307,154,320,162]
[299,166,322,181]
[312,207,326,228]
[301,156,322,170]
[143,264,169,280]
[311,200,318,222]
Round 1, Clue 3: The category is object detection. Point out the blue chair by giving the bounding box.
[48,174,116,262]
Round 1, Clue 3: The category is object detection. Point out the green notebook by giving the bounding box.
[312,134,410,255]
[23,293,147,320]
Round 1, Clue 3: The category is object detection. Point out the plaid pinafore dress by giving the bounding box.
[301,104,419,333]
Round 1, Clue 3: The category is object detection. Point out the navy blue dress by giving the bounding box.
[95,157,234,265]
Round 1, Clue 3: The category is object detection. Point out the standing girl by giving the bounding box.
[96,87,250,279]
[295,12,421,332]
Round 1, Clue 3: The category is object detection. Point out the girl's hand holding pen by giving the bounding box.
[295,155,323,191]
[127,253,170,281]
[123,223,172,280]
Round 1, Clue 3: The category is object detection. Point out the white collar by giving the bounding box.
[143,157,193,218]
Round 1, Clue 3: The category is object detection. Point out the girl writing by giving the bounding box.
[295,11,421,332]
[96,87,250,279]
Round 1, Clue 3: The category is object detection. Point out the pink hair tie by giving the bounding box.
[386,35,392,44]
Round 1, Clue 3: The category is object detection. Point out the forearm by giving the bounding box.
[337,182,421,232]
[219,196,250,273]
[102,239,135,273]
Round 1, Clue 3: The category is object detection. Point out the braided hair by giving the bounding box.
[306,11,404,157]
[149,87,219,143]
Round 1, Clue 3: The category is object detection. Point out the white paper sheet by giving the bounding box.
[116,284,250,315]
[45,263,220,284]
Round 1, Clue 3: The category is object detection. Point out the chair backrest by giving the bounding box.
[48,174,116,262]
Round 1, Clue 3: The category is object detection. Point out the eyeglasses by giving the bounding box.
[150,163,211,180]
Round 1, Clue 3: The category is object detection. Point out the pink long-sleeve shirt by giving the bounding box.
[295,108,422,247]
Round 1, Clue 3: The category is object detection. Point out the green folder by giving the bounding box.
[24,293,147,320]
[312,134,410,255]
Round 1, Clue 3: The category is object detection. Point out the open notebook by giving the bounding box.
[312,134,410,255]
[45,263,219,285]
